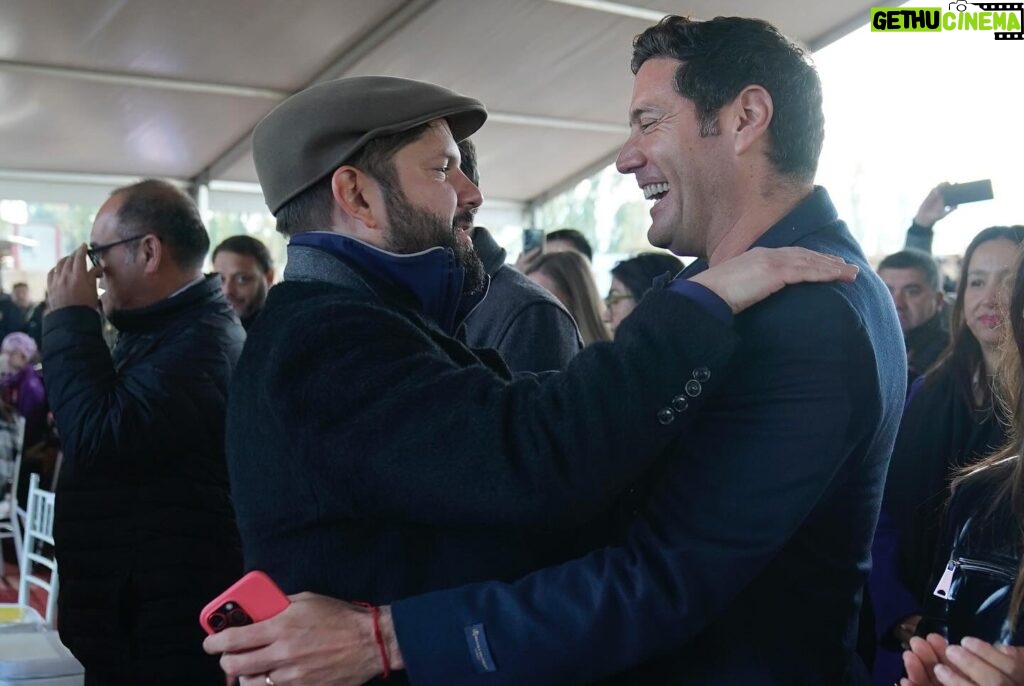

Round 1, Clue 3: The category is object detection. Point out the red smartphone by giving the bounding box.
[199,570,290,635]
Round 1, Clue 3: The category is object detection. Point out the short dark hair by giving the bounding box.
[458,138,479,186]
[213,235,274,274]
[111,179,209,270]
[11,283,27,290]
[631,15,824,182]
[546,228,593,261]
[274,122,434,236]
[612,252,684,300]
[878,249,941,292]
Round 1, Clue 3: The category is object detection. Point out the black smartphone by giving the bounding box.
[942,180,993,207]
[522,228,545,254]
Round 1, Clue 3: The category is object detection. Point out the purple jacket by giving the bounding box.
[1,365,46,447]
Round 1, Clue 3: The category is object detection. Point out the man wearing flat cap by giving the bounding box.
[208,63,870,685]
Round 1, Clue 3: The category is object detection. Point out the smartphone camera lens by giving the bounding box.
[208,612,227,631]
[227,608,251,627]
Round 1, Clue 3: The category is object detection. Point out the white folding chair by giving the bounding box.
[0,473,83,685]
[1,473,55,626]
[18,473,58,626]
[0,416,27,579]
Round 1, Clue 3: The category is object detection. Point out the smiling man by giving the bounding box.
[43,179,244,685]
[213,235,275,330]
[207,64,866,686]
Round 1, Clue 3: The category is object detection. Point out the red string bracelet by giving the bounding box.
[353,601,391,679]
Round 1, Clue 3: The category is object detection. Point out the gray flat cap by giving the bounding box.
[252,76,487,214]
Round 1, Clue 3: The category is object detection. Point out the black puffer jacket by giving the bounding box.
[42,276,245,685]
[919,458,1024,646]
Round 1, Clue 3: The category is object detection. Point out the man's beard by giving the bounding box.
[382,191,486,296]
[238,281,268,320]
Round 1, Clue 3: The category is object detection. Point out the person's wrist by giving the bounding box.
[378,606,404,671]
[913,215,936,230]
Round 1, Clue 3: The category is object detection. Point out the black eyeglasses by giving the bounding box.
[604,293,635,307]
[87,235,149,268]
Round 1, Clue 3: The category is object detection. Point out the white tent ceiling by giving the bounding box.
[0,0,874,213]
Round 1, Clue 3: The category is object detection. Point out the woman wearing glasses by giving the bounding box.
[604,253,684,338]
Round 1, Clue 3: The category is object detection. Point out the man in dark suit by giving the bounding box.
[207,16,900,686]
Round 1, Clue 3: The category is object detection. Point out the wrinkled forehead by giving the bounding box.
[628,58,686,120]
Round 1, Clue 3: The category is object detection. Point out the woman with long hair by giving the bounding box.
[872,227,1024,683]
[525,251,611,345]
[900,241,1024,685]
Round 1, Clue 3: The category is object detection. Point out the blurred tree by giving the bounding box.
[29,203,96,254]
[609,200,651,254]
[534,178,599,250]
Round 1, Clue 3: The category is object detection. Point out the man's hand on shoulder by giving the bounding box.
[691,246,858,314]
[205,592,404,686]
[47,244,102,312]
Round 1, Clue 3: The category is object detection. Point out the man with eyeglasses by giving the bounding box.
[43,179,245,685]
[213,235,276,330]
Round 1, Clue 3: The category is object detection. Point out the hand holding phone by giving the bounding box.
[942,179,993,207]
[199,570,290,635]
[522,228,545,255]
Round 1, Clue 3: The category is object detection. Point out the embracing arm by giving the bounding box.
[388,287,880,685]
[275,247,855,530]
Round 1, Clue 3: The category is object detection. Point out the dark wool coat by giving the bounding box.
[226,239,739,686]
[42,276,245,686]
[393,188,907,686]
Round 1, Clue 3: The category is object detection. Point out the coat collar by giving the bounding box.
[681,186,837,279]
[470,226,507,277]
[285,231,487,336]
[106,274,224,333]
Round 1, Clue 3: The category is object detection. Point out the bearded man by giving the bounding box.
[212,235,275,330]
[218,75,863,686]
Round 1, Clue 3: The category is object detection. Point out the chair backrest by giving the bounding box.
[0,415,27,572]
[18,473,59,627]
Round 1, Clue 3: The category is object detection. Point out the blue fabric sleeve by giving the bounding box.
[667,279,733,325]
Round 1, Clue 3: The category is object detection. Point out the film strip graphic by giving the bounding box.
[967,2,1024,39]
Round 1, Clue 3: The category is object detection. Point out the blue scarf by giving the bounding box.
[289,231,486,335]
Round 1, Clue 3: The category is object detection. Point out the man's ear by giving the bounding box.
[140,234,163,274]
[730,85,773,157]
[264,267,275,286]
[331,166,384,230]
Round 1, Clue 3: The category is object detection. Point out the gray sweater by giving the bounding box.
[465,227,582,373]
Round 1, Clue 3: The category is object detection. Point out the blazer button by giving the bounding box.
[657,407,675,425]
[685,379,702,397]
[671,395,689,412]
[693,366,711,382]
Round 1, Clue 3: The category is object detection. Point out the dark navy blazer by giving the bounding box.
[391,188,908,685]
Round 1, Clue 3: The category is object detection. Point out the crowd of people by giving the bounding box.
[1,11,1022,686]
